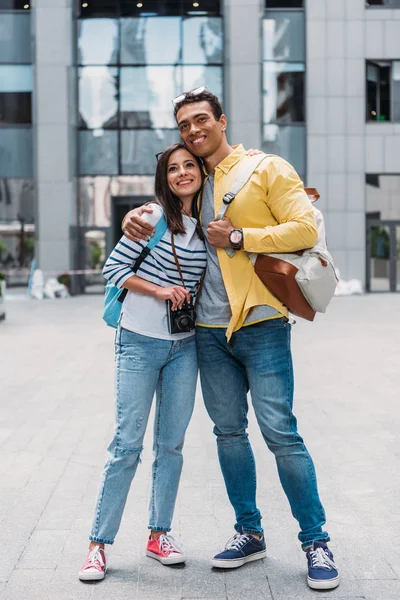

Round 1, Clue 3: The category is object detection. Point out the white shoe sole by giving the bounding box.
[211,549,267,569]
[78,568,106,581]
[307,574,340,590]
[146,550,186,565]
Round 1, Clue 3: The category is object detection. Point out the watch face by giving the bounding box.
[230,230,242,245]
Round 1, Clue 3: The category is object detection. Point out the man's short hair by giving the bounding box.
[174,89,223,122]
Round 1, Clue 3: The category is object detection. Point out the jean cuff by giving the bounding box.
[89,535,114,545]
[148,526,171,532]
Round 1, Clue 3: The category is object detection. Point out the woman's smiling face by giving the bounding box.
[166,148,202,200]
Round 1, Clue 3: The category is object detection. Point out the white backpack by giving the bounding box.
[216,154,338,320]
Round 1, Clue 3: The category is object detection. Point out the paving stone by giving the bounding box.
[2,568,54,600]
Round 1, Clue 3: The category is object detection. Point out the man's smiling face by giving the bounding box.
[176,101,227,159]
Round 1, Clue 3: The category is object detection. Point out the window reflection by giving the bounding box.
[182,66,223,100]
[121,18,181,65]
[120,66,181,128]
[78,19,119,65]
[263,12,304,62]
[121,129,180,174]
[262,124,305,177]
[79,130,118,175]
[182,18,223,64]
[0,14,31,64]
[79,67,118,129]
[263,62,304,123]
[0,129,33,178]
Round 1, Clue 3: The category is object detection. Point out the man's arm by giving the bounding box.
[242,157,318,254]
[122,205,156,242]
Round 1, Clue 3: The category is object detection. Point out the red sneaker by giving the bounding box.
[78,545,107,581]
[146,534,186,565]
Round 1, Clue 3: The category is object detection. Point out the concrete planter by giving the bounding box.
[0,280,6,321]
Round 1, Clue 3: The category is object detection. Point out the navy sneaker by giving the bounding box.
[306,541,340,590]
[211,527,266,569]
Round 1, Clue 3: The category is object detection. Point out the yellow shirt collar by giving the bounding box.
[215,144,245,175]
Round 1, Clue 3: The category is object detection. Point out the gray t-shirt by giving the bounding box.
[196,175,278,327]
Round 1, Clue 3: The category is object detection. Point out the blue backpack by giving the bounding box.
[103,214,168,329]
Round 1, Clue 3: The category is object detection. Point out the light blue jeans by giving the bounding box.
[196,319,330,550]
[89,327,197,544]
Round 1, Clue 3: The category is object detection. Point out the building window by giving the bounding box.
[77,12,224,176]
[0,1,31,9]
[366,1,400,7]
[79,0,221,18]
[263,9,305,177]
[0,65,32,125]
[366,61,400,122]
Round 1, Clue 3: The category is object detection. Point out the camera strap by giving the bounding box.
[171,233,205,309]
[170,233,186,288]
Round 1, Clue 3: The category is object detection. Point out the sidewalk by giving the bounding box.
[0,293,399,600]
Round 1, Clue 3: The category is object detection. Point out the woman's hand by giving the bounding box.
[122,206,155,242]
[155,286,191,310]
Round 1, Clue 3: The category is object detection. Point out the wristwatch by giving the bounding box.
[229,228,243,250]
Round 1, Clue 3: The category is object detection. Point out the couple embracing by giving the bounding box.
[78,89,340,591]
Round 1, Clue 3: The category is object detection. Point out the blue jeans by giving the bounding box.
[196,319,329,549]
[89,327,197,544]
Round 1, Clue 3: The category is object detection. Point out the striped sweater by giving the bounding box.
[102,204,207,340]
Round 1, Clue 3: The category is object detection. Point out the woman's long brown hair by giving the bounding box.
[154,143,205,240]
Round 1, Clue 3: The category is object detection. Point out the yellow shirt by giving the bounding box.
[205,145,318,340]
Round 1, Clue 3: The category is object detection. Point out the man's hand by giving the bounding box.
[207,217,235,248]
[122,205,155,242]
[155,285,191,310]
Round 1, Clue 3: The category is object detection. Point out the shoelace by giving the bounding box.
[309,547,336,571]
[158,534,183,555]
[225,532,251,551]
[87,546,104,568]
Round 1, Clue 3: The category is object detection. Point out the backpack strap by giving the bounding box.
[118,213,168,303]
[215,153,269,257]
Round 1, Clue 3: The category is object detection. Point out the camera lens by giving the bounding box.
[176,314,195,332]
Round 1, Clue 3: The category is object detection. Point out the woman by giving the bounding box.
[79,143,207,581]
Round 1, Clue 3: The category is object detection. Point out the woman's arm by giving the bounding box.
[121,274,190,310]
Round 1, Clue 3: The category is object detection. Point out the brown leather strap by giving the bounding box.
[171,233,186,288]
[305,187,320,203]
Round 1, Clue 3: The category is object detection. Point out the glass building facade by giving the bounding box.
[262,2,305,180]
[0,2,35,275]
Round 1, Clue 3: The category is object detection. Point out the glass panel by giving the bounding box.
[181,65,223,102]
[263,62,304,123]
[0,179,35,273]
[369,225,390,292]
[392,62,400,122]
[79,67,118,129]
[265,1,303,7]
[0,92,31,125]
[0,14,31,64]
[263,11,304,62]
[77,19,119,65]
[0,128,32,177]
[379,64,391,121]
[120,66,182,128]
[0,65,32,91]
[182,17,223,64]
[366,175,400,220]
[183,0,221,16]
[79,1,118,18]
[367,62,378,121]
[121,17,181,65]
[121,129,180,174]
[79,130,118,175]
[262,124,305,176]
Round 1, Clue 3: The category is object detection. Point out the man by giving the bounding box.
[122,89,339,591]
